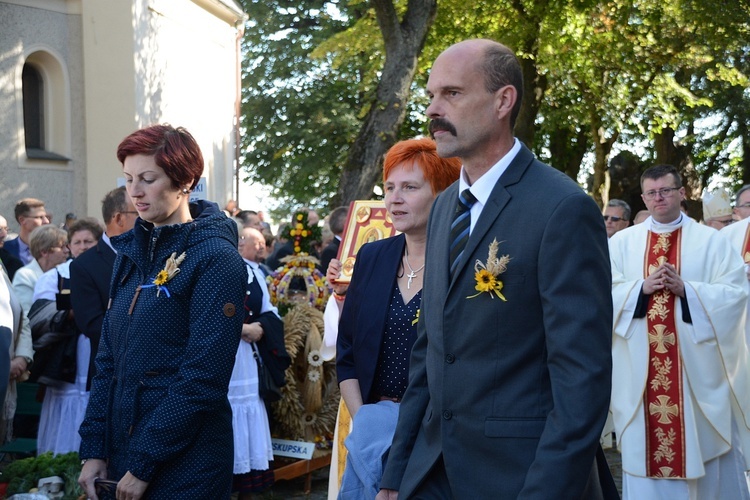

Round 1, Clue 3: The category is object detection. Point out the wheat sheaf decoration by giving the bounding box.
[271,304,339,446]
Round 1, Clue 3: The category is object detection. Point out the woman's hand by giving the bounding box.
[78,459,108,500]
[241,322,264,343]
[326,258,349,296]
[117,471,149,500]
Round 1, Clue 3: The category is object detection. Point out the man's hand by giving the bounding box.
[9,357,27,380]
[643,263,684,297]
[241,322,264,343]
[78,459,108,500]
[117,471,149,500]
[661,263,685,297]
[376,488,399,500]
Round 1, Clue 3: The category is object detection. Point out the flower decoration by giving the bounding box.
[302,412,318,426]
[313,434,333,450]
[285,210,322,255]
[147,252,186,297]
[467,239,510,301]
[267,254,330,314]
[307,350,324,367]
[307,369,321,383]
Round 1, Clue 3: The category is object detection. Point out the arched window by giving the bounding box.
[22,63,45,151]
[20,50,70,162]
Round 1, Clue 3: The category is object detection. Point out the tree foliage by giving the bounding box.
[237,0,363,215]
[238,0,750,214]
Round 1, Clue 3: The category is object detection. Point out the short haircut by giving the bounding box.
[14,198,45,222]
[101,186,129,223]
[29,224,67,260]
[735,185,750,203]
[67,217,103,242]
[328,206,349,235]
[481,43,524,128]
[236,210,259,225]
[383,138,461,194]
[116,124,204,190]
[607,199,631,220]
[640,164,682,189]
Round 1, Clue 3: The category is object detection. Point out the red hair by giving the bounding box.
[116,124,204,190]
[382,138,461,194]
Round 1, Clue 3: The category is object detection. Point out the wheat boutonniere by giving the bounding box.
[467,239,510,301]
[151,251,186,297]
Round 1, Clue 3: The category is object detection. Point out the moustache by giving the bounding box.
[428,119,457,138]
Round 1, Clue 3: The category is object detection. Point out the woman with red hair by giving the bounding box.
[77,125,246,499]
[334,138,460,497]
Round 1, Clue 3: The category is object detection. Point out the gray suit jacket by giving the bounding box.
[380,144,614,498]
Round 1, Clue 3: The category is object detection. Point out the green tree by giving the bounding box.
[238,0,436,213]
[237,0,363,213]
[237,0,750,213]
[335,0,438,205]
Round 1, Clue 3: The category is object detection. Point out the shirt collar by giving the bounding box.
[102,233,116,254]
[18,238,32,264]
[243,258,259,270]
[458,138,521,206]
[649,213,685,233]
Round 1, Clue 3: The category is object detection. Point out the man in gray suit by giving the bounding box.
[377,39,615,498]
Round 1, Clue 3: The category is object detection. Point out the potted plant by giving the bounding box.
[1,452,83,499]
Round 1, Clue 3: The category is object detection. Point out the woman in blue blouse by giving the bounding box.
[77,125,246,500]
[336,138,460,497]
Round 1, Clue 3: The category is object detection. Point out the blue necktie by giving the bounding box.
[449,189,477,277]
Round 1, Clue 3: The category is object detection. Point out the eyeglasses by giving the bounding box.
[643,187,680,200]
[736,203,750,209]
[24,215,49,220]
[49,245,70,253]
[603,215,625,222]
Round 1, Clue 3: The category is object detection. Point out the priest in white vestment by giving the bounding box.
[610,164,750,499]
[721,215,750,346]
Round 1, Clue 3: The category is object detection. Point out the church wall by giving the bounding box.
[0,0,86,228]
[0,0,244,229]
[131,0,241,207]
[81,0,243,218]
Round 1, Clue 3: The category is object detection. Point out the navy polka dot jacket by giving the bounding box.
[79,200,245,498]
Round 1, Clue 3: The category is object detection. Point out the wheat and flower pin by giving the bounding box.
[467,239,510,301]
[150,251,186,297]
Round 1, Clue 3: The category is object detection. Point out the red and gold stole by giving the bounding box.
[742,224,750,263]
[644,229,685,478]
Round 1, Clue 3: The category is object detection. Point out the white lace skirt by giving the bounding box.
[37,334,91,455]
[228,340,274,474]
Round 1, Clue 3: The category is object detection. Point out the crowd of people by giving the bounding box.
[1,37,750,500]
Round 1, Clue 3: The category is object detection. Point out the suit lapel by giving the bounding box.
[448,145,535,287]
[429,184,458,301]
[98,240,116,267]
